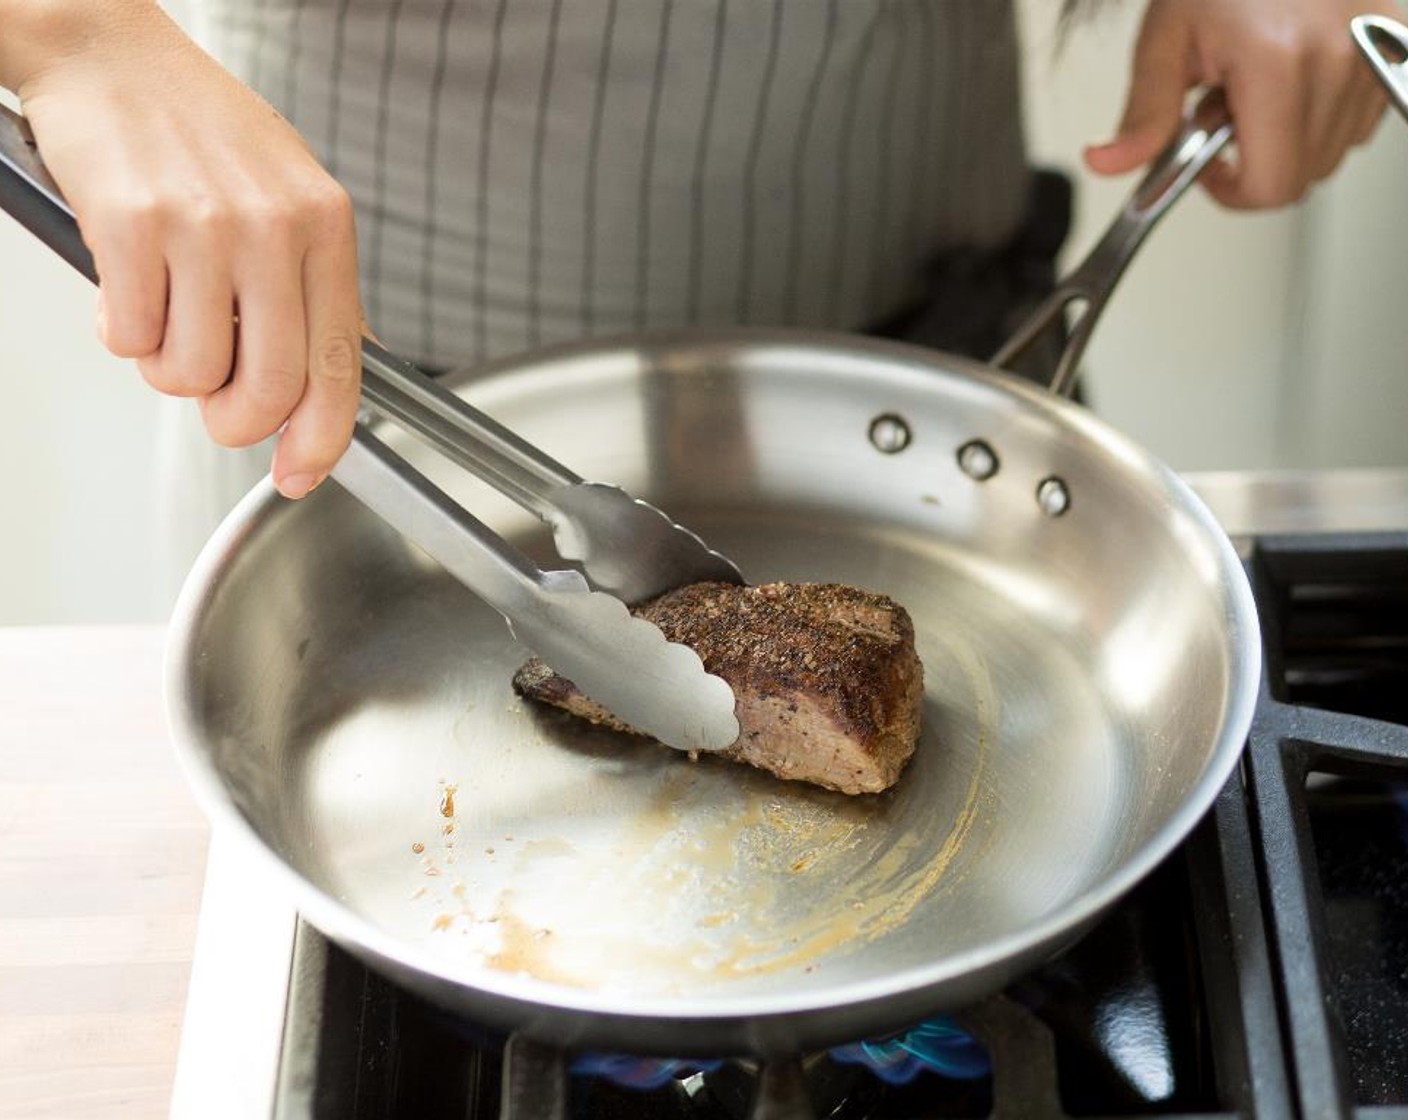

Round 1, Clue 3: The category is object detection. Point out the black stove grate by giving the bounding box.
[270,532,1408,1120]
[1242,533,1408,1120]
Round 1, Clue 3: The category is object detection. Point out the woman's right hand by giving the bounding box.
[4,1,363,498]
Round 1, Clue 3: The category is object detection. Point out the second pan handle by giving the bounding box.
[1352,14,1408,125]
[991,89,1234,397]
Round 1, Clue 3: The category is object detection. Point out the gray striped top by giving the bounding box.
[192,0,1030,371]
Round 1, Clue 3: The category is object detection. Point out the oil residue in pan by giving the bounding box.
[403,626,996,995]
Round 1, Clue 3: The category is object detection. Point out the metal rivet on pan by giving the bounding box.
[869,413,912,454]
[956,440,1000,481]
[1036,476,1071,517]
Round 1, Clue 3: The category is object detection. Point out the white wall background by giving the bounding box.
[2,1,1406,625]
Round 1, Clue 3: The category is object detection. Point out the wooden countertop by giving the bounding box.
[0,627,209,1119]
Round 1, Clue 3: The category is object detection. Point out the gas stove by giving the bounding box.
[171,469,1408,1120]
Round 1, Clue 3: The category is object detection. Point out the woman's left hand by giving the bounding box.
[1084,0,1397,209]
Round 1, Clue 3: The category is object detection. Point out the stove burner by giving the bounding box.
[829,1018,990,1085]
[570,1054,724,1091]
[570,1018,988,1095]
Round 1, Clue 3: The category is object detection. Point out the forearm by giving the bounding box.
[0,1,164,92]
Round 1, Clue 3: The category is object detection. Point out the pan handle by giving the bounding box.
[1352,14,1408,124]
[991,89,1233,397]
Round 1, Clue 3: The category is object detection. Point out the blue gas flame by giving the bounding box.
[829,1018,991,1085]
[569,1053,724,1090]
[572,1017,990,1091]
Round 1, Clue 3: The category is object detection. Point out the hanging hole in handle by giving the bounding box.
[991,290,1093,385]
[1045,293,1093,367]
[1063,294,1092,329]
[1353,15,1408,122]
[1044,294,1094,399]
[1367,22,1408,65]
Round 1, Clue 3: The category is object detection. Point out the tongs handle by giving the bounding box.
[0,104,96,282]
[328,427,740,753]
[359,338,582,515]
[339,424,546,595]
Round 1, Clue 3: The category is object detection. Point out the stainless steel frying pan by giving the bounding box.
[155,93,1261,1057]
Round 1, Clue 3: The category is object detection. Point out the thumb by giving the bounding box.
[1085,4,1193,177]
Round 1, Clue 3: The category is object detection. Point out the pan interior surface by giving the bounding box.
[172,334,1255,1017]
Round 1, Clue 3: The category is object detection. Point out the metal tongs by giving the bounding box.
[0,104,742,752]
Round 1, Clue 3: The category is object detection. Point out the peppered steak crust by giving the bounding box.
[512,582,924,794]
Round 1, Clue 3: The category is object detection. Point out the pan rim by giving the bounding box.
[164,327,1262,1034]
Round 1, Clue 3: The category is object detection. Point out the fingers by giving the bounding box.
[269,190,363,499]
[1200,57,1308,210]
[1093,1,1397,209]
[1194,1,1398,210]
[83,177,359,497]
[199,227,309,453]
[1084,0,1194,177]
[1354,83,1389,147]
[136,237,235,398]
[1303,27,1385,184]
[1341,57,1388,158]
[1206,28,1382,209]
[87,204,168,359]
[83,166,360,502]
